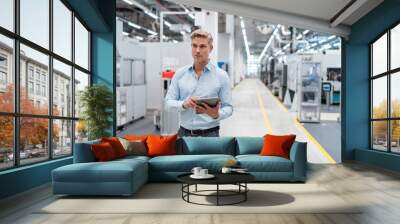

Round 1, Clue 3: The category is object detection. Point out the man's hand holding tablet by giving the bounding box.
[194,97,220,119]
[195,97,220,107]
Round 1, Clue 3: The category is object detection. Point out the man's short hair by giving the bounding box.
[190,29,213,48]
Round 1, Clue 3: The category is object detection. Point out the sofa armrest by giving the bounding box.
[289,141,307,181]
[73,140,100,163]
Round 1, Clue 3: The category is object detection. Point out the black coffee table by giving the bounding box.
[177,172,255,206]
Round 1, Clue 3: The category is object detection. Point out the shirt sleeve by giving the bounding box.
[214,72,233,121]
[164,71,186,112]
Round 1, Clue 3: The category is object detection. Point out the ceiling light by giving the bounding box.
[328,35,336,40]
[302,30,310,35]
[122,0,133,5]
[135,36,144,41]
[258,25,280,62]
[122,32,129,36]
[239,17,251,60]
[180,31,185,35]
[147,29,157,35]
[283,43,290,50]
[164,21,172,28]
[128,21,141,29]
[145,11,158,20]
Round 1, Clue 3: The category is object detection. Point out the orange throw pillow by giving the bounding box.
[91,142,117,162]
[101,137,127,158]
[124,135,149,142]
[146,135,178,157]
[260,134,296,159]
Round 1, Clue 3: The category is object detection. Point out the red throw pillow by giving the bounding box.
[146,135,178,157]
[260,134,296,159]
[124,135,149,142]
[91,142,117,162]
[101,137,127,158]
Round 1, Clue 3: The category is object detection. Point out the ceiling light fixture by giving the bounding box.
[147,29,157,35]
[239,17,251,60]
[258,25,280,62]
[122,0,133,5]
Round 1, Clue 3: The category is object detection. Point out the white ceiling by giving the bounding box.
[225,0,352,22]
[171,0,384,38]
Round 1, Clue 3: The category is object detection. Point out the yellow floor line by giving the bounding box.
[262,84,336,164]
[256,87,273,134]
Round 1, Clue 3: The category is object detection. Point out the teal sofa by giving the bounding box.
[52,137,307,196]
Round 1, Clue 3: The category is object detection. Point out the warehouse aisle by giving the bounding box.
[220,79,337,164]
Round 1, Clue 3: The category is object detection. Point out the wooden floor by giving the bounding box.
[1,163,400,224]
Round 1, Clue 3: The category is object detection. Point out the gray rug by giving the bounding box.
[38,183,362,214]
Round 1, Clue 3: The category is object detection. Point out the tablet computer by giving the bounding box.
[195,97,220,107]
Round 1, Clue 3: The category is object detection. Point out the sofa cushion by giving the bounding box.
[53,158,147,183]
[178,137,236,155]
[149,154,235,172]
[73,140,100,163]
[235,137,263,155]
[236,155,293,172]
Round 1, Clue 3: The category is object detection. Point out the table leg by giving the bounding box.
[217,184,219,206]
[245,183,247,201]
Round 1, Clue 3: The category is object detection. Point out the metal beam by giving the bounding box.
[330,0,368,28]
[170,0,351,38]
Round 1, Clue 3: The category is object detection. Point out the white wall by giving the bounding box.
[195,10,218,63]
[141,42,192,110]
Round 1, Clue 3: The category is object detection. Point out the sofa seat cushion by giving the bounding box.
[149,154,235,172]
[53,159,147,183]
[236,155,293,172]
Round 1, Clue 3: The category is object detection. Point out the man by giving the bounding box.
[165,29,233,137]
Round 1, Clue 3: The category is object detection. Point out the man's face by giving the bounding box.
[191,37,212,64]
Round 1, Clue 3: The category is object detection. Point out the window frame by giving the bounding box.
[370,20,400,154]
[0,0,92,171]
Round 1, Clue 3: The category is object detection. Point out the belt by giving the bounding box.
[180,126,220,135]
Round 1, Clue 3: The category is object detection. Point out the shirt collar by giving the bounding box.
[189,61,213,73]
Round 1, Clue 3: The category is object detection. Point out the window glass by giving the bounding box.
[20,44,49,115]
[391,24,400,70]
[53,0,72,60]
[372,121,388,151]
[53,119,72,158]
[391,72,400,118]
[0,35,14,113]
[0,116,13,170]
[0,0,14,31]
[19,117,49,165]
[75,120,88,143]
[20,0,49,49]
[74,18,89,70]
[372,76,387,119]
[391,120,400,153]
[372,34,387,76]
[53,59,72,117]
[74,69,89,118]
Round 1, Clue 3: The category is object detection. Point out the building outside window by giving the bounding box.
[28,81,34,94]
[0,0,91,170]
[371,23,400,154]
[28,66,34,80]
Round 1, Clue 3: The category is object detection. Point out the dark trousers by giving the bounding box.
[177,127,220,137]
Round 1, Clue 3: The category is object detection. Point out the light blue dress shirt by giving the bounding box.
[165,62,233,130]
